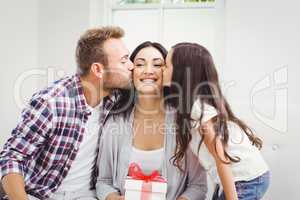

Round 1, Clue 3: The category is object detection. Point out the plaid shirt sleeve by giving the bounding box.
[0,97,53,179]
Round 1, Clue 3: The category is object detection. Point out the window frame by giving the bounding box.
[98,0,225,67]
[104,0,221,41]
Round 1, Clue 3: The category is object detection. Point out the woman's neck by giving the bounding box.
[135,94,165,118]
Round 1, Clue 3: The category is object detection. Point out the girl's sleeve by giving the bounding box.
[191,99,218,124]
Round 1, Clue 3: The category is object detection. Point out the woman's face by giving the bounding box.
[133,47,165,95]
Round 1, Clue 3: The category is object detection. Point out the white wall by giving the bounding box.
[37,0,91,87]
[0,0,38,147]
[224,0,300,199]
[0,0,92,147]
[0,0,222,144]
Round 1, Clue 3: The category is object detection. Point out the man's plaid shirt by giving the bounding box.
[0,74,118,199]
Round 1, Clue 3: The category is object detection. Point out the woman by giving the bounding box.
[166,42,270,200]
[96,41,207,200]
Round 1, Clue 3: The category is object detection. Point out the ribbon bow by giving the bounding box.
[128,162,166,183]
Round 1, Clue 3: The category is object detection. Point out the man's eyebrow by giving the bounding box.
[121,54,129,59]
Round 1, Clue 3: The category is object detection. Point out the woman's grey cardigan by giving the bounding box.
[96,107,207,200]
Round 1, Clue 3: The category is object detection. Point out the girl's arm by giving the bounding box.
[201,120,239,200]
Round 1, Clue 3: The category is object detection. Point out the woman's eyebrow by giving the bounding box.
[153,58,164,62]
[135,58,146,62]
[134,57,164,62]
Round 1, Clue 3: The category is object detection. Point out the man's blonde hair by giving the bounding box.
[76,26,124,75]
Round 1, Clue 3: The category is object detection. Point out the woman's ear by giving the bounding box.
[90,62,104,78]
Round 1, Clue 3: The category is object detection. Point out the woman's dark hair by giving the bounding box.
[130,41,167,64]
[112,41,168,116]
[170,42,263,170]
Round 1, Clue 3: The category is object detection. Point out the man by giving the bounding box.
[0,26,134,200]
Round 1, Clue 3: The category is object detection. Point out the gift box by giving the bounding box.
[124,163,167,200]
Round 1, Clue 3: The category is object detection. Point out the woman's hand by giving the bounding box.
[105,193,125,200]
[177,197,188,200]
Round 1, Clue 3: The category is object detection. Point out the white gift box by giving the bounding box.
[124,177,167,200]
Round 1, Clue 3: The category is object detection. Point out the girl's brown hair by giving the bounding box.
[169,42,262,170]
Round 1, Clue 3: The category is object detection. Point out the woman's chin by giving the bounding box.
[137,89,161,96]
[136,84,160,94]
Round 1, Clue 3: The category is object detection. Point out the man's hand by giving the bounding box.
[2,173,29,200]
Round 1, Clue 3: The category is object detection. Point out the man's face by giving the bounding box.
[102,38,134,90]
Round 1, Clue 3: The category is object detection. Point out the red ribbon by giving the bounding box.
[127,163,166,200]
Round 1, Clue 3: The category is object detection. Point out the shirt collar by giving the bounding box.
[73,74,90,114]
[73,74,121,114]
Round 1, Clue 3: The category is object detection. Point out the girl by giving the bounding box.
[96,42,207,200]
[166,42,270,200]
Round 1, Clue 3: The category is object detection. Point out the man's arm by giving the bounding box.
[0,97,53,199]
[2,173,28,200]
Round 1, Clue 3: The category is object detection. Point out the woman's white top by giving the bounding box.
[190,99,269,184]
[129,146,164,175]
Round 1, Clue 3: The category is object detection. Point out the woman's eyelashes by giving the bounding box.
[134,62,164,68]
[154,63,164,68]
[135,63,144,67]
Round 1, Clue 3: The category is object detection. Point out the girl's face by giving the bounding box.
[133,47,165,95]
[164,49,174,87]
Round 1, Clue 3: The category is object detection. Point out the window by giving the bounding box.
[118,0,161,4]
[117,0,215,5]
[101,0,224,67]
